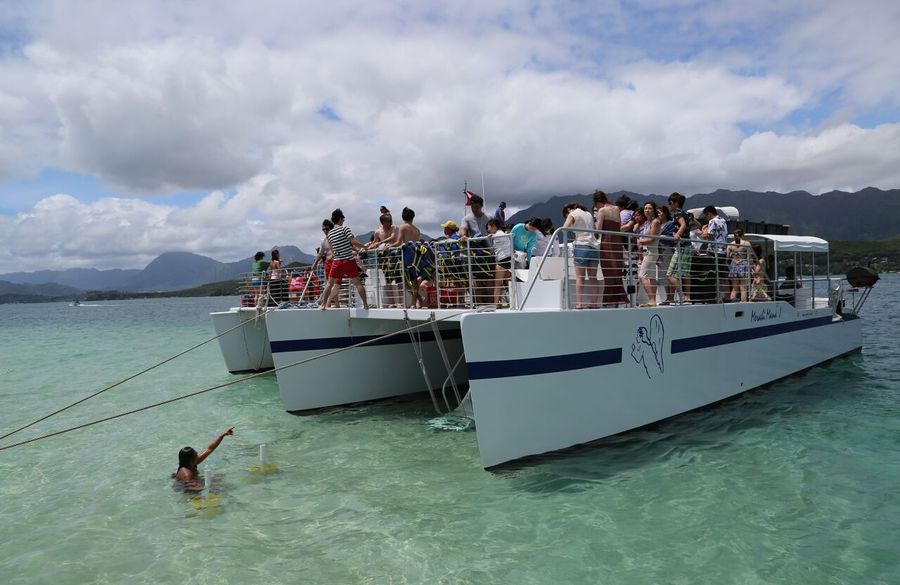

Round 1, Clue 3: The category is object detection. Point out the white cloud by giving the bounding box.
[0,0,898,273]
[723,123,900,193]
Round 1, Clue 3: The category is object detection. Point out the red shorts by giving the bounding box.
[324,259,333,278]
[328,259,360,280]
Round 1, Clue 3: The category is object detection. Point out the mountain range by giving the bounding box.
[507,187,899,241]
[0,246,315,295]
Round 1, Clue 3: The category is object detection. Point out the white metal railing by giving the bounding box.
[272,227,844,313]
[520,226,771,310]
[238,267,351,308]
[358,234,514,310]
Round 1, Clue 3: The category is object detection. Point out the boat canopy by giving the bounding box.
[747,234,829,252]
[687,206,740,220]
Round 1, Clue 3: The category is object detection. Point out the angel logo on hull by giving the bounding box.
[631,314,665,379]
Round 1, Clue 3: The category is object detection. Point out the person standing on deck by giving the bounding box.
[638,202,661,307]
[250,251,269,305]
[460,194,489,238]
[320,209,369,310]
[382,208,423,307]
[595,190,628,307]
[493,201,507,227]
[704,205,729,301]
[665,192,693,303]
[367,213,401,307]
[563,203,599,309]
[459,194,492,304]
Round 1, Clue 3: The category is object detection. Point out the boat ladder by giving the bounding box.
[404,312,467,415]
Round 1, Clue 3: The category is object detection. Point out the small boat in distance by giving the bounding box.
[70,299,80,307]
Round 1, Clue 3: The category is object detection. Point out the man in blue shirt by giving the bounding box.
[493,201,507,226]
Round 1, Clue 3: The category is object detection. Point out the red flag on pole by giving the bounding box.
[464,190,478,206]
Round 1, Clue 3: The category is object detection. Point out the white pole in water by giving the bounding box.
[203,464,211,497]
[259,444,267,468]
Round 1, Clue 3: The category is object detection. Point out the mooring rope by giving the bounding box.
[0,307,490,452]
[0,308,270,442]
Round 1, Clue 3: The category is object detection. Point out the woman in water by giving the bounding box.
[174,427,234,490]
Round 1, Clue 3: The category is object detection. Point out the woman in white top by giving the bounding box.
[562,202,599,309]
[637,202,661,306]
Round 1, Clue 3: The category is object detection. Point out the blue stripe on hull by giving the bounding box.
[670,316,834,354]
[466,314,845,381]
[467,348,623,381]
[271,328,462,354]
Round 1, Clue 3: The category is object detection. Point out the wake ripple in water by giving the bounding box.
[425,414,474,431]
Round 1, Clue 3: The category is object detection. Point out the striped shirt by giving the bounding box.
[326,225,356,260]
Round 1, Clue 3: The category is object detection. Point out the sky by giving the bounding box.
[0,0,898,273]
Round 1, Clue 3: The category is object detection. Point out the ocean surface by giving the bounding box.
[1,275,898,585]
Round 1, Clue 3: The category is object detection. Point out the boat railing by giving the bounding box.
[519,226,766,309]
[359,234,515,310]
[238,267,350,308]
[285,227,839,312]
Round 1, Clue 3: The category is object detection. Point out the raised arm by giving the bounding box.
[197,427,234,465]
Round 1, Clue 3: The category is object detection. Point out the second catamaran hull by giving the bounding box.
[266,308,467,411]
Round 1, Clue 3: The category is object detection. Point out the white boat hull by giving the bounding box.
[460,303,862,468]
[266,308,467,411]
[210,307,274,373]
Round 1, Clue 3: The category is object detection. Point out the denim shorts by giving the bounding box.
[573,244,599,266]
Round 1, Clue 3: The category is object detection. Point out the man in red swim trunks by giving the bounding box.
[320,208,370,310]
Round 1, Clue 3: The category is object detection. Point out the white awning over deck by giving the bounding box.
[747,234,829,253]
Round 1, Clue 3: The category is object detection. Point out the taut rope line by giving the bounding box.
[0,307,488,453]
[0,308,270,442]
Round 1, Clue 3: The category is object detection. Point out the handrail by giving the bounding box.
[517,226,758,310]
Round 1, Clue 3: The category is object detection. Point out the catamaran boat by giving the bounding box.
[211,215,875,468]
[253,221,876,469]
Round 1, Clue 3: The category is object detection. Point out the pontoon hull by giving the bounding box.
[210,307,274,373]
[266,308,468,411]
[460,303,862,468]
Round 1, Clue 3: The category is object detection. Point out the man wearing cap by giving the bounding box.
[441,220,460,240]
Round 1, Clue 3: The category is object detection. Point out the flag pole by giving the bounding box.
[463,180,468,220]
[481,172,486,212]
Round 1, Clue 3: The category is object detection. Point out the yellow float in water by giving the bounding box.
[249,444,277,473]
[190,493,221,509]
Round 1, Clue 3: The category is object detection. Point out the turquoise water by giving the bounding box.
[1,277,898,585]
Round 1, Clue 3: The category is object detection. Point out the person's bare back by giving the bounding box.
[398,222,420,242]
[385,207,421,245]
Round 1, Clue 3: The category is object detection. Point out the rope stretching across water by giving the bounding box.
[0,307,487,453]
[0,308,270,442]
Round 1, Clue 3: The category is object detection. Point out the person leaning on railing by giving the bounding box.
[510,218,541,268]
